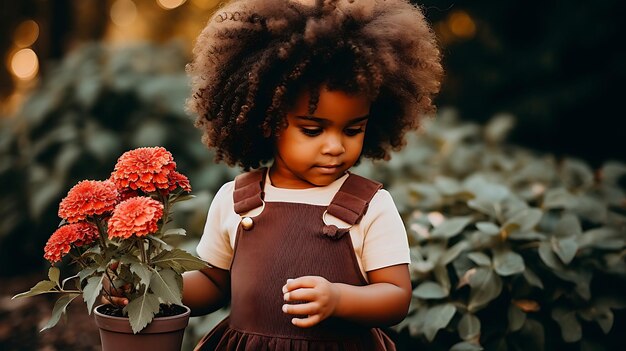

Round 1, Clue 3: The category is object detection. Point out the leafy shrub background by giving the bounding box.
[1,43,624,350]
[352,112,626,350]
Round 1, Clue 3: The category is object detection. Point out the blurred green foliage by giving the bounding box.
[1,42,624,350]
[352,111,626,350]
[0,42,238,276]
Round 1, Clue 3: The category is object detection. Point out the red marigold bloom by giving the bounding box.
[167,171,192,192]
[110,147,177,194]
[108,197,164,239]
[44,222,99,263]
[58,180,119,223]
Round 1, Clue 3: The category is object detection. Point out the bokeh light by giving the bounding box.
[190,0,217,10]
[111,0,138,27]
[13,20,40,48]
[157,0,186,10]
[9,48,39,80]
[448,11,477,39]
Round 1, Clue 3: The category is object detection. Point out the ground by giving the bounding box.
[0,274,102,351]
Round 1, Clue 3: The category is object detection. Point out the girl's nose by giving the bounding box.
[322,134,345,155]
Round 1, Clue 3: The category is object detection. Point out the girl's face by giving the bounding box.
[270,86,370,189]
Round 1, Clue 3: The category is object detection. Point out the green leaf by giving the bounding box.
[476,222,499,235]
[126,292,160,334]
[538,242,564,270]
[560,158,594,190]
[493,248,525,276]
[577,227,623,249]
[468,199,497,218]
[40,293,81,331]
[48,267,61,288]
[508,231,546,241]
[83,275,103,314]
[468,267,502,312]
[464,178,509,203]
[522,268,544,289]
[433,264,451,293]
[441,240,470,265]
[13,280,57,299]
[146,235,173,250]
[450,341,483,351]
[130,263,152,289]
[61,273,80,290]
[485,114,515,144]
[594,308,614,334]
[78,267,97,283]
[151,248,208,273]
[552,307,582,342]
[149,269,182,305]
[551,269,592,300]
[554,213,582,237]
[434,176,462,195]
[551,237,578,265]
[458,312,481,340]
[170,194,195,204]
[413,281,448,299]
[504,208,542,232]
[543,188,576,210]
[467,252,491,266]
[163,228,186,237]
[508,304,526,332]
[423,303,456,341]
[432,216,473,238]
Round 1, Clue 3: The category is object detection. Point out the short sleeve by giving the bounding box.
[196,181,236,270]
[359,189,410,272]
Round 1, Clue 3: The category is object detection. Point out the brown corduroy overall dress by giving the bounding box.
[195,168,396,350]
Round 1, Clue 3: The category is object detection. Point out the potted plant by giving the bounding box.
[13,146,208,351]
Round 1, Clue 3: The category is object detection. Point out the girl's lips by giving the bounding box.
[314,164,343,174]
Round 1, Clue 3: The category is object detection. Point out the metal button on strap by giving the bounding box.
[241,217,254,230]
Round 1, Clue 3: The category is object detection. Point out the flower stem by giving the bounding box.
[137,238,148,265]
[95,218,108,251]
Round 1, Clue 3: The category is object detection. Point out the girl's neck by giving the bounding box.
[268,165,347,189]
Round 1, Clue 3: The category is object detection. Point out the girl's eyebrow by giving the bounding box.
[295,115,369,125]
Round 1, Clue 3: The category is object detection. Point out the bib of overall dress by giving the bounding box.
[194,168,397,350]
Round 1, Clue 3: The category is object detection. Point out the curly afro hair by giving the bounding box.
[186,0,443,170]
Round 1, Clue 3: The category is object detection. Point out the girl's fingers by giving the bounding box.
[100,295,128,306]
[282,276,319,293]
[290,314,322,328]
[282,302,319,316]
[283,287,317,302]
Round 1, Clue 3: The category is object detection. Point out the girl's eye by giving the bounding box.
[344,128,365,136]
[301,128,322,137]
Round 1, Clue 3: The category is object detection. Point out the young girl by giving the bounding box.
[183,0,442,349]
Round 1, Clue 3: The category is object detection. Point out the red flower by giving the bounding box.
[58,180,119,223]
[108,197,164,239]
[110,147,177,194]
[44,222,99,263]
[168,171,191,192]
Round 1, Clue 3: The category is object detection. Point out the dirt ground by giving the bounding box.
[0,274,102,351]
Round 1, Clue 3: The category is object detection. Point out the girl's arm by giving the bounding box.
[182,266,230,317]
[282,263,411,327]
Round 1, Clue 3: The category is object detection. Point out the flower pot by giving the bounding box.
[94,304,190,351]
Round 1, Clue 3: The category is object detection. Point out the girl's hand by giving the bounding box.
[99,261,129,307]
[281,276,340,328]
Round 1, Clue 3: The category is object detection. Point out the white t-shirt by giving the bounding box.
[196,172,410,279]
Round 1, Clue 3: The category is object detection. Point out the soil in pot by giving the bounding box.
[98,303,188,318]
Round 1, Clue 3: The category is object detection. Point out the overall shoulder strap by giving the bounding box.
[233,168,267,215]
[327,173,382,225]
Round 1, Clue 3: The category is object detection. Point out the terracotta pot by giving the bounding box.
[94,304,190,351]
